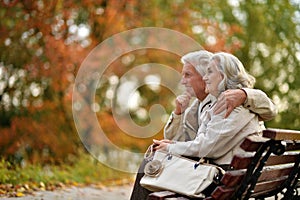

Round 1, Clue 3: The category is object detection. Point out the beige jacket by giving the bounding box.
[164,89,276,142]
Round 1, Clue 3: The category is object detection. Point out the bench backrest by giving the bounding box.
[208,128,300,200]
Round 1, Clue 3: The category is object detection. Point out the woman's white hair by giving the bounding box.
[211,52,255,93]
[181,50,213,76]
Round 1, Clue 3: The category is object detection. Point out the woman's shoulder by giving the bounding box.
[228,106,257,122]
[209,105,255,120]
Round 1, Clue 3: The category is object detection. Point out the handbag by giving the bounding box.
[140,144,224,198]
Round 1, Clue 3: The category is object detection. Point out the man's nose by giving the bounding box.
[181,77,186,85]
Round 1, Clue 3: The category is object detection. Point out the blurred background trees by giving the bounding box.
[0,0,299,165]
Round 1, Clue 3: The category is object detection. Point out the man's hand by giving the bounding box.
[214,89,247,118]
[174,93,191,115]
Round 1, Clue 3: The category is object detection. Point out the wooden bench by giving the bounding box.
[148,128,300,200]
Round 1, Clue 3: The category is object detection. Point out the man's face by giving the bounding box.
[180,63,207,99]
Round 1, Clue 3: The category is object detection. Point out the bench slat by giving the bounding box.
[221,170,245,187]
[265,153,300,166]
[263,128,300,140]
[285,141,300,151]
[239,135,269,152]
[221,164,294,187]
[256,165,293,183]
[211,186,235,200]
[240,135,300,152]
[251,177,287,197]
[231,152,300,169]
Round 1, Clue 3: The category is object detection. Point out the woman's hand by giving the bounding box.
[153,139,173,151]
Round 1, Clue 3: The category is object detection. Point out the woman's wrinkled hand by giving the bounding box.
[152,139,173,151]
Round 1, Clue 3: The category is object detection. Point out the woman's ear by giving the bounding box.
[220,72,225,79]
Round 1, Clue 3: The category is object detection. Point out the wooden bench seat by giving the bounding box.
[148,128,300,200]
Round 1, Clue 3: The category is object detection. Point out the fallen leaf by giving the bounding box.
[16,192,24,197]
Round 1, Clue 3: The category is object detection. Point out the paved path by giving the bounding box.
[1,184,134,200]
[0,184,293,200]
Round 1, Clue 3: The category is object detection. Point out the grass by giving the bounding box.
[0,152,134,190]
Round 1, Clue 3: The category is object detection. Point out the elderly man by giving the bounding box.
[130,50,277,200]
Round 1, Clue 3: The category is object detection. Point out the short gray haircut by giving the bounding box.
[181,50,213,76]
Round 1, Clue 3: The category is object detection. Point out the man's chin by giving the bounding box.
[186,91,196,98]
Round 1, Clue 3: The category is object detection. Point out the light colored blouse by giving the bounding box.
[167,99,260,165]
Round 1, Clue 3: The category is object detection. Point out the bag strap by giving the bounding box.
[144,144,155,161]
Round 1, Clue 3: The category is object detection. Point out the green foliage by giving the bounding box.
[0,152,131,185]
[190,0,300,129]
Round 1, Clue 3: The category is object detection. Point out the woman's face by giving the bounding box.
[203,60,224,97]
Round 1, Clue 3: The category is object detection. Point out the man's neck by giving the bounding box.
[197,94,208,102]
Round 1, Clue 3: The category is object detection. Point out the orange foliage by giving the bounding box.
[0,0,241,164]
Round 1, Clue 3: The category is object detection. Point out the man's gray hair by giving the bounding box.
[181,50,213,76]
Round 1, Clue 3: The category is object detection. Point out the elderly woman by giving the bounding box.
[155,52,260,165]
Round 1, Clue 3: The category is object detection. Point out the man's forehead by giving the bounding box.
[182,63,195,71]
